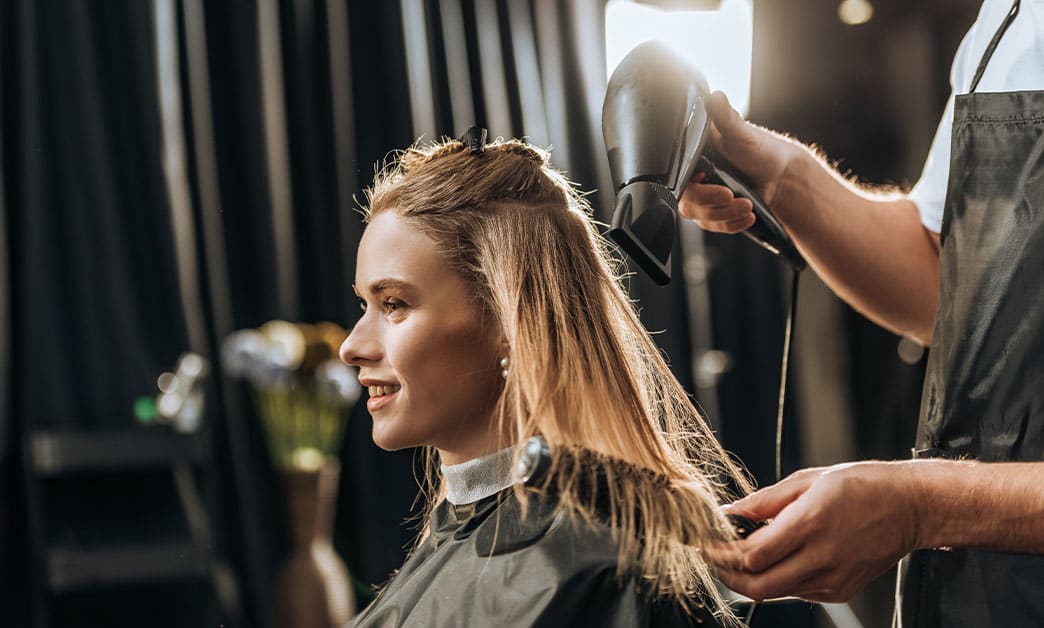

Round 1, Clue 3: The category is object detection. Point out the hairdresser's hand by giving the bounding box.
[679,91,801,234]
[707,461,924,603]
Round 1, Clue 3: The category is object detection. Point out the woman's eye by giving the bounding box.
[383,299,406,313]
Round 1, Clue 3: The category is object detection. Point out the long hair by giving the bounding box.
[363,137,753,621]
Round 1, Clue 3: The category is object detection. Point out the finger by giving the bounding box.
[680,181,734,209]
[737,490,826,573]
[726,472,818,521]
[684,202,752,224]
[703,541,745,572]
[680,191,751,223]
[698,209,756,233]
[708,122,723,149]
[706,91,743,136]
[789,569,851,604]
[710,563,747,598]
[714,547,827,603]
[793,583,844,604]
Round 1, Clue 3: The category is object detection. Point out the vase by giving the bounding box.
[275,461,355,628]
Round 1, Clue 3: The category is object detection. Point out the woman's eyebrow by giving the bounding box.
[367,278,415,294]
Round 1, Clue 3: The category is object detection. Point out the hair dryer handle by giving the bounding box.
[696,157,806,271]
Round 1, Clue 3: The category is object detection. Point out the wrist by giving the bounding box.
[900,459,937,551]
[769,141,815,229]
[903,460,1044,554]
[904,459,977,550]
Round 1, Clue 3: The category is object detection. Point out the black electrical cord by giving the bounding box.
[743,600,758,625]
[776,269,801,483]
[742,267,801,628]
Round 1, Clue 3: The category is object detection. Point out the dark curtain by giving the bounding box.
[0,1,815,626]
[2,2,198,625]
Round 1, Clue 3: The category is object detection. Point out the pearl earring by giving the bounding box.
[500,356,510,379]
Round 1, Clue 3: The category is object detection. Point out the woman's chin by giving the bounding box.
[370,422,417,452]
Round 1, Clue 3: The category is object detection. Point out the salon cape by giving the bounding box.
[348,485,722,627]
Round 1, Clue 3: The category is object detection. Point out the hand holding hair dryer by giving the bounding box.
[602,40,806,285]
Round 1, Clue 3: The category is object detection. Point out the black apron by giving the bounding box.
[897,1,1044,625]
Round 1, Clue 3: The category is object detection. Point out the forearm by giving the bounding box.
[910,459,1044,554]
[772,146,940,343]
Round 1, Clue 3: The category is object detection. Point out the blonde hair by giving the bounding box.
[363,137,752,621]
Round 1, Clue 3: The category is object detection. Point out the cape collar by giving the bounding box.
[441,446,515,506]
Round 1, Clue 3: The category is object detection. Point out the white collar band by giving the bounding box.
[441,446,515,505]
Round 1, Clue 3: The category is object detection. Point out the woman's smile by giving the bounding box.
[366,385,400,412]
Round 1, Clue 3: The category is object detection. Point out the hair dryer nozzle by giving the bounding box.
[609,181,677,286]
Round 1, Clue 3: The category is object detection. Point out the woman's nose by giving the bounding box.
[340,320,380,366]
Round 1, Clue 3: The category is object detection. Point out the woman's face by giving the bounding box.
[340,212,504,465]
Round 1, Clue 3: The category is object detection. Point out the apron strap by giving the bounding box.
[969,0,1021,93]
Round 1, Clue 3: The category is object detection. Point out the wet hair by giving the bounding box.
[363,136,753,622]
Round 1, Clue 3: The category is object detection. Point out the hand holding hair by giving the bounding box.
[706,461,924,603]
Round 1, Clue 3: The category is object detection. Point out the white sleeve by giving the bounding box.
[907,11,982,235]
[907,95,954,235]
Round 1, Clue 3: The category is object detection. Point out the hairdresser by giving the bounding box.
[682,1,1044,625]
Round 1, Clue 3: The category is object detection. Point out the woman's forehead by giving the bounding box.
[355,212,454,294]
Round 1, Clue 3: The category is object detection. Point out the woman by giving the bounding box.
[341,131,752,627]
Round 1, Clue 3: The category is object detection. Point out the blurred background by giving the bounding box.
[0,1,980,626]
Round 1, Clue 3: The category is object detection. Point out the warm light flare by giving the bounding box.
[838,0,874,26]
[605,0,753,116]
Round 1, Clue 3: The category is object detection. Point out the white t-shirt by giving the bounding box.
[908,0,1044,233]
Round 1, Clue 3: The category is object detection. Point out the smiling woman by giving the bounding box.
[340,135,753,627]
[344,212,505,463]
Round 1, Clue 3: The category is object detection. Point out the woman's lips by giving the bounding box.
[367,388,399,412]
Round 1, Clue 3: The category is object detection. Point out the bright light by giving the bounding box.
[838,0,874,26]
[605,0,753,116]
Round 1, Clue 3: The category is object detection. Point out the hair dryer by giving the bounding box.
[602,40,806,285]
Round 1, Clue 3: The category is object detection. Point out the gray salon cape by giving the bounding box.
[348,487,723,627]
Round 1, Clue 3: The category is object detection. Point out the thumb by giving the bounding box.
[706,91,745,139]
[724,475,815,521]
